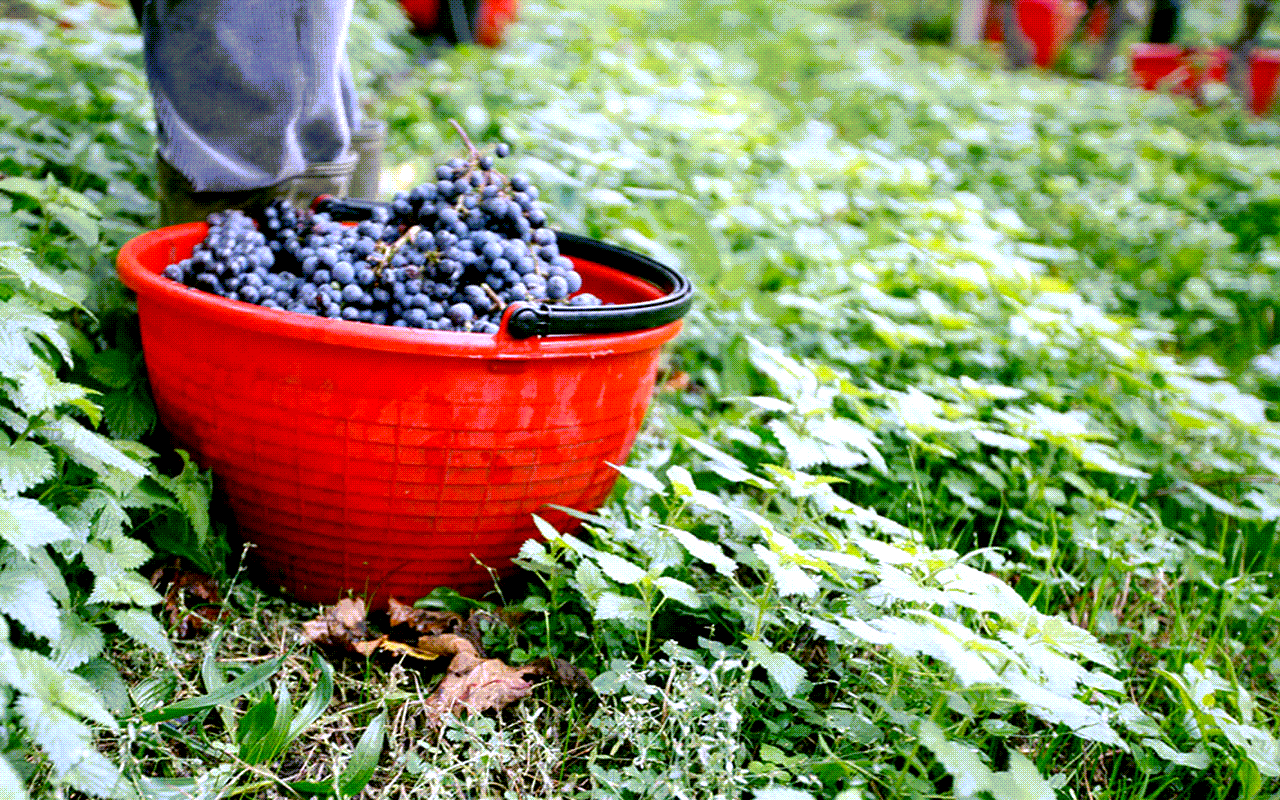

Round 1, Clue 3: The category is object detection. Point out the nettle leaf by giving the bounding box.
[592,591,647,623]
[11,363,89,415]
[49,203,98,246]
[0,496,74,557]
[594,551,648,584]
[654,575,702,608]
[745,639,806,698]
[38,417,147,479]
[610,461,666,494]
[15,692,95,776]
[919,720,1056,800]
[752,543,820,597]
[667,526,737,577]
[110,608,175,661]
[52,612,104,672]
[154,450,211,544]
[0,560,62,641]
[0,242,70,301]
[87,567,164,608]
[0,436,55,495]
[86,349,134,391]
[0,754,29,800]
[682,435,774,487]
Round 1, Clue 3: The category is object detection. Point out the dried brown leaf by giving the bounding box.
[301,598,373,652]
[424,652,535,725]
[149,560,226,640]
[386,597,464,636]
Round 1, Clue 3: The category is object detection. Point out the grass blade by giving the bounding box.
[338,710,387,797]
[286,652,335,742]
[141,652,288,724]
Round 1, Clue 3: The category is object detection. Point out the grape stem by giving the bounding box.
[449,119,480,162]
[483,283,506,311]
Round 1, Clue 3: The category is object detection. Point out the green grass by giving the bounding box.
[3,0,1280,797]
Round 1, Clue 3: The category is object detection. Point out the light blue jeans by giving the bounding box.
[137,0,362,192]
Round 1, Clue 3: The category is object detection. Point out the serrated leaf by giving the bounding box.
[654,576,702,608]
[0,242,69,300]
[86,349,134,390]
[0,437,55,495]
[0,496,73,557]
[593,592,647,623]
[593,551,647,584]
[109,609,175,661]
[745,640,806,698]
[39,418,147,478]
[102,531,152,572]
[16,693,94,775]
[0,751,30,800]
[0,562,61,640]
[76,659,131,717]
[60,749,128,798]
[99,389,157,441]
[610,462,666,494]
[50,204,98,246]
[52,612,104,672]
[752,544,820,597]
[88,569,163,607]
[682,435,773,487]
[668,527,737,577]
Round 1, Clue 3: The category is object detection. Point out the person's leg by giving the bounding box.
[155,153,283,227]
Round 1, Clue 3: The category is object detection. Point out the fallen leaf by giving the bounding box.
[387,597,464,636]
[149,560,226,640]
[302,598,373,652]
[423,649,535,725]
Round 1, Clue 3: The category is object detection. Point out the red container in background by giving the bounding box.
[117,224,686,607]
[399,0,517,46]
[1129,43,1229,98]
[399,0,440,31]
[1251,48,1280,115]
[985,0,1086,67]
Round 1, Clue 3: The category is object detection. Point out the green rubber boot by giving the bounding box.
[154,153,284,227]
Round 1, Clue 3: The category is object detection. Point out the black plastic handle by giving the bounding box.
[313,196,693,339]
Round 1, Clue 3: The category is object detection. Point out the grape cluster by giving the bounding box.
[161,133,601,333]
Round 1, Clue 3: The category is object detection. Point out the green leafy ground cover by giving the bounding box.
[2,0,1280,797]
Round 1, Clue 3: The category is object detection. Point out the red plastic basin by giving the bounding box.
[985,0,1086,67]
[1252,48,1280,115]
[117,223,683,607]
[1130,43,1229,98]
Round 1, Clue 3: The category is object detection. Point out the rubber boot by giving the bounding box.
[348,119,388,200]
[277,151,359,209]
[155,153,283,227]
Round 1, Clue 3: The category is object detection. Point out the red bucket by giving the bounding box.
[1130,43,1230,98]
[1251,48,1280,115]
[117,223,690,607]
[984,0,1085,67]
